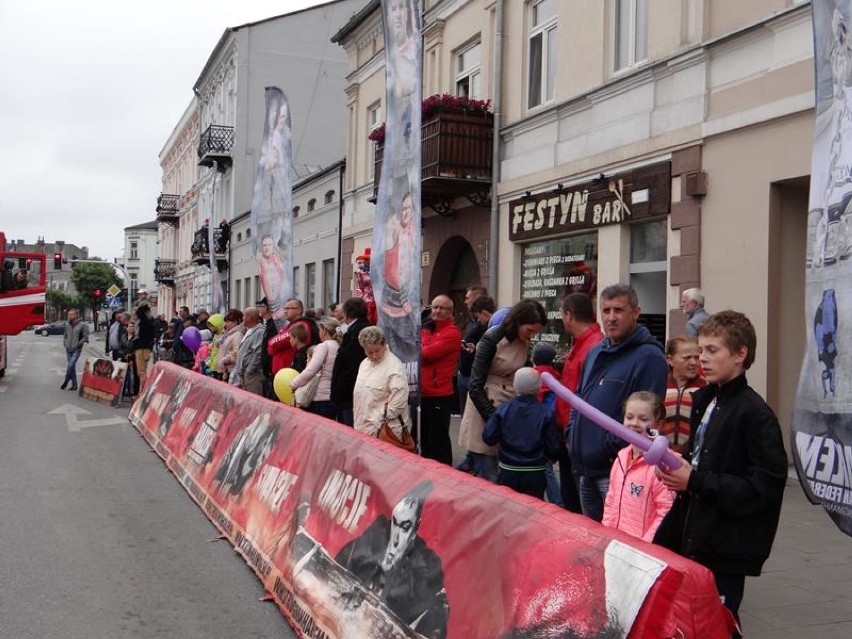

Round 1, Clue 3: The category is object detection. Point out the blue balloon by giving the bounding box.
[488,306,510,328]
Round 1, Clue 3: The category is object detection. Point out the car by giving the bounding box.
[34,320,67,336]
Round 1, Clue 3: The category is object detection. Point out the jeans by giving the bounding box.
[578,475,610,522]
[63,349,82,388]
[472,453,499,483]
[307,400,335,420]
[456,373,470,414]
[544,462,564,506]
[714,572,745,638]
[557,447,583,514]
[336,407,354,427]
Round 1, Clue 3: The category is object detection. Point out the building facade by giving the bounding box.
[186,0,362,313]
[121,220,159,310]
[334,0,814,452]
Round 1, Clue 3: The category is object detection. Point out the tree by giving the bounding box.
[45,289,81,322]
[69,260,123,331]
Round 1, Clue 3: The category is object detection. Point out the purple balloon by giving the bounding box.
[181,326,202,352]
[488,306,510,329]
[540,372,680,471]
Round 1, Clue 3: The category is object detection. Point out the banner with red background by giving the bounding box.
[130,362,733,638]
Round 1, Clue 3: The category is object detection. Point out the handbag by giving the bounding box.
[377,403,417,453]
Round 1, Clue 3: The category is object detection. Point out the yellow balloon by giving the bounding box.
[273,368,299,405]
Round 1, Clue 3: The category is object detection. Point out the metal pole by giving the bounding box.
[488,0,505,295]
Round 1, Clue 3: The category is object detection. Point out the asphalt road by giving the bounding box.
[0,331,295,638]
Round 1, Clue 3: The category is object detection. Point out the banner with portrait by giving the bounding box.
[80,356,128,408]
[251,87,294,320]
[370,0,423,399]
[793,0,852,536]
[129,362,735,638]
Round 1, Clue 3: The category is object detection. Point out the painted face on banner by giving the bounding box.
[389,0,408,44]
[262,236,275,258]
[400,194,413,228]
[381,498,418,570]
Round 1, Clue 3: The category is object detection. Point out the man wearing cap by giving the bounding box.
[257,297,282,398]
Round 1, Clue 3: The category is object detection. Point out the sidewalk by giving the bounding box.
[446,415,852,637]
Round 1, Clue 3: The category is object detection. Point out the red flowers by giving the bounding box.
[368,93,492,144]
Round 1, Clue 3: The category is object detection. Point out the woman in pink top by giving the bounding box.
[602,391,676,542]
[290,317,340,419]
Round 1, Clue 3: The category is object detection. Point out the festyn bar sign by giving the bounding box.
[509,161,671,241]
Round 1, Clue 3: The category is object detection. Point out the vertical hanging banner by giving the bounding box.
[794,0,852,536]
[251,87,294,320]
[371,0,423,398]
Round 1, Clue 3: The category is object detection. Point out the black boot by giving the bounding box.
[61,381,68,390]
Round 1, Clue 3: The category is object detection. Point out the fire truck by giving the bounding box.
[0,231,47,376]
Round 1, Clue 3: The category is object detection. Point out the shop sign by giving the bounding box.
[508,161,671,242]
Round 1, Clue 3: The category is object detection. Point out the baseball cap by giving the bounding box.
[532,342,557,366]
[514,367,541,397]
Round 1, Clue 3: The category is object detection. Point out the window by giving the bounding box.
[293,266,300,299]
[324,190,335,205]
[629,219,667,344]
[614,0,648,72]
[130,241,139,260]
[244,277,251,308]
[455,41,482,99]
[367,102,382,181]
[307,199,317,212]
[305,262,316,309]
[322,259,335,308]
[528,0,557,109]
[254,276,260,304]
[246,228,251,239]
[234,280,242,309]
[293,205,301,217]
[236,232,242,242]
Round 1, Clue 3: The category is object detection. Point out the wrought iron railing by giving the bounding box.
[197,125,234,159]
[154,259,177,283]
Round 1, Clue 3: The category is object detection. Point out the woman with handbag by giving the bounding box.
[290,317,341,419]
[352,326,412,447]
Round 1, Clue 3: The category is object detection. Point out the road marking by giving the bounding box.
[47,404,127,432]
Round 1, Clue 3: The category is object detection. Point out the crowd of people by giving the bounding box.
[94,280,784,636]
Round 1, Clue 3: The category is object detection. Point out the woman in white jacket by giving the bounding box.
[290,317,340,419]
[352,326,410,438]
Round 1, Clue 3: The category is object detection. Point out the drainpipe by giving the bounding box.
[336,160,345,303]
[488,0,504,294]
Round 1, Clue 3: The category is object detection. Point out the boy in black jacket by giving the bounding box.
[657,310,787,636]
[482,367,560,499]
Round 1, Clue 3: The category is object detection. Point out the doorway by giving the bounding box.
[430,236,481,326]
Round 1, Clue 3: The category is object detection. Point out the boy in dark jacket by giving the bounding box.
[483,368,560,499]
[656,310,787,635]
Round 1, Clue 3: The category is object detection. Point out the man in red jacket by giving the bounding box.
[268,298,319,377]
[556,292,604,513]
[420,294,462,464]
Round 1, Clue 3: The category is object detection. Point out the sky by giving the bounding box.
[0,0,336,262]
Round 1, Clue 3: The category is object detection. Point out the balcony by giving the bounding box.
[190,224,230,272]
[156,194,180,226]
[197,124,234,171]
[154,259,177,287]
[372,111,493,214]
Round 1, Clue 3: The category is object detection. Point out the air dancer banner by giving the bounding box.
[129,362,736,638]
[793,0,852,536]
[371,0,423,398]
[251,87,294,321]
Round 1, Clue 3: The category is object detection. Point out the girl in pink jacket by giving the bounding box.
[602,391,676,542]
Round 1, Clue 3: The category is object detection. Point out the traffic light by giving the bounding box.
[53,253,62,270]
[94,289,101,298]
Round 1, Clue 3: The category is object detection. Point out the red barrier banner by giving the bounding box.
[130,362,733,638]
[80,356,127,407]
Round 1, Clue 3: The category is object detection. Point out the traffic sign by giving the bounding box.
[107,284,121,297]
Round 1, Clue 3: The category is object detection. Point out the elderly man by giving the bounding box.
[568,284,668,521]
[268,298,319,376]
[232,307,265,395]
[681,288,709,337]
[61,309,89,391]
[420,294,462,464]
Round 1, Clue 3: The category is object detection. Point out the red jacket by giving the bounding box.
[555,323,604,429]
[420,317,461,397]
[268,318,316,374]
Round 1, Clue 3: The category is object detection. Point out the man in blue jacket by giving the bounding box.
[568,284,668,521]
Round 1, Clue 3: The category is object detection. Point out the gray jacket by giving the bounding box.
[64,320,89,352]
[235,324,265,383]
[685,307,710,338]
